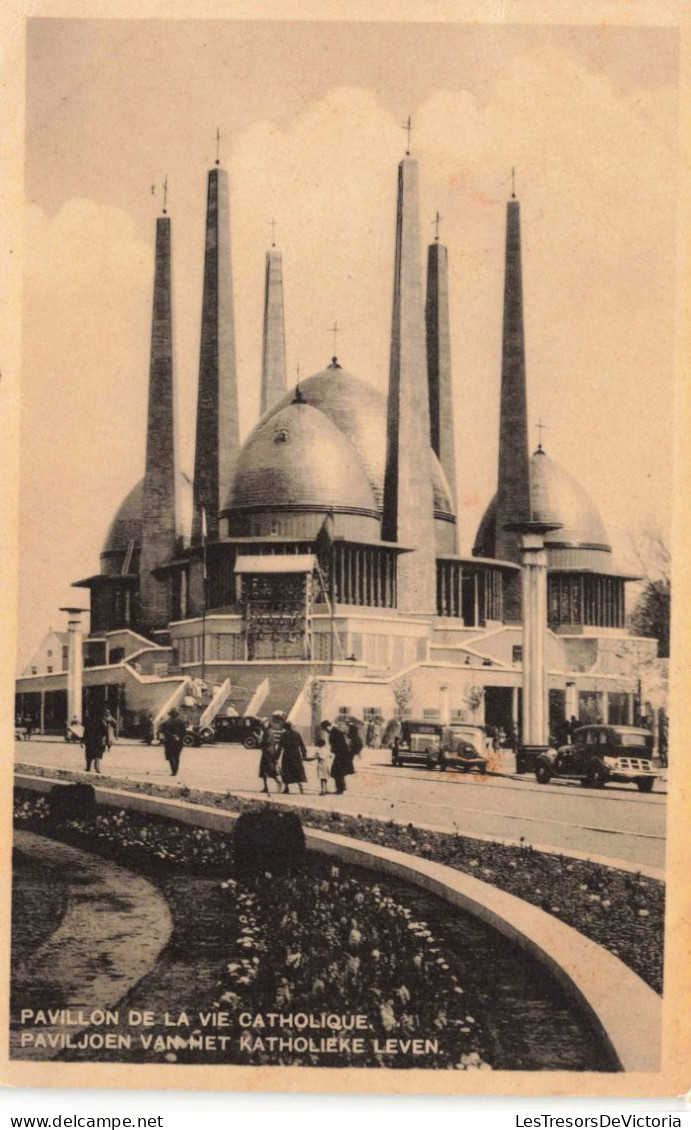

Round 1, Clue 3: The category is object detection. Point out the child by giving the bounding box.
[315,738,330,795]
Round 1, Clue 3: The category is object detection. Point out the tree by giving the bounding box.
[628,528,671,658]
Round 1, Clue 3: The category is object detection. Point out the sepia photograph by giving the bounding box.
[3,3,689,1099]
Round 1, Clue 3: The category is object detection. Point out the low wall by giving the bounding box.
[14,773,661,1073]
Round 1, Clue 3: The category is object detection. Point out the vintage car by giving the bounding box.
[390,720,444,769]
[441,724,489,774]
[534,725,660,792]
[194,714,263,748]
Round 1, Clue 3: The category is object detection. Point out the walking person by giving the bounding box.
[315,740,330,795]
[104,708,117,749]
[258,718,281,794]
[160,708,187,777]
[320,719,354,795]
[81,713,108,774]
[278,720,308,794]
[347,722,363,760]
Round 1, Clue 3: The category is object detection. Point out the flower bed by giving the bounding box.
[14,767,664,994]
[13,794,493,1069]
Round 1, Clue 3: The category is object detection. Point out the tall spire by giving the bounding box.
[495,196,531,561]
[140,211,178,630]
[382,157,436,613]
[192,163,240,544]
[260,247,287,415]
[426,237,458,537]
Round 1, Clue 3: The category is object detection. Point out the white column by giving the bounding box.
[439,684,450,726]
[520,532,549,747]
[65,612,84,724]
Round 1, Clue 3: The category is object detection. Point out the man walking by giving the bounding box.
[160,708,187,777]
[81,712,109,774]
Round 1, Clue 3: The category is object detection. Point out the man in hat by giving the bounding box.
[159,708,187,777]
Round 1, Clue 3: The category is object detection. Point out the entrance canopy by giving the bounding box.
[234,554,316,575]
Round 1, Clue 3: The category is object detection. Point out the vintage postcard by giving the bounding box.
[1,0,689,1100]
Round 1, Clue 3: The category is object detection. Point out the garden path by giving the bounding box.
[11,831,173,1060]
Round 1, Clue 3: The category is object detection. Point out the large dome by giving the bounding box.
[222,397,381,540]
[473,448,612,571]
[256,365,456,526]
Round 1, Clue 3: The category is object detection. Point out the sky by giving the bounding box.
[18,18,680,668]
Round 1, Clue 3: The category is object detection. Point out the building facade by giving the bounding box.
[16,151,659,745]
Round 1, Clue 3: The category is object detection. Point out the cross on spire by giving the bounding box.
[327,320,340,352]
[215,127,221,166]
[536,417,547,451]
[403,116,413,155]
[432,211,442,241]
[162,175,168,214]
[269,217,277,248]
[511,167,516,199]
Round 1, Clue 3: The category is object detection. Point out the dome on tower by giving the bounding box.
[261,364,456,540]
[473,448,612,571]
[222,397,381,540]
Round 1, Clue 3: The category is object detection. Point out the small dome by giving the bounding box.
[263,366,455,521]
[531,449,610,549]
[224,399,379,520]
[473,449,611,569]
[102,480,143,557]
[101,471,193,565]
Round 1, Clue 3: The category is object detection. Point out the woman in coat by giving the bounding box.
[278,721,307,794]
[258,719,280,794]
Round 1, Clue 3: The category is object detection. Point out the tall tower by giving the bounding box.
[382,157,436,613]
[495,197,531,562]
[139,213,178,631]
[260,249,287,415]
[192,165,240,544]
[426,238,458,545]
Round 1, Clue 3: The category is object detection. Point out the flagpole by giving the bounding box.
[201,505,208,692]
[331,535,336,673]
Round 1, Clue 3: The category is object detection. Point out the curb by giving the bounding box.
[14,772,661,1072]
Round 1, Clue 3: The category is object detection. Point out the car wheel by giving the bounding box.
[588,762,607,788]
[535,763,551,785]
[425,751,436,770]
[243,735,258,749]
[199,727,214,743]
[438,755,447,772]
[637,778,655,793]
[182,733,196,747]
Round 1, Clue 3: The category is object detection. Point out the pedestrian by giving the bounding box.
[142,712,155,745]
[315,739,330,795]
[320,719,354,795]
[347,722,363,760]
[278,720,308,794]
[23,714,33,741]
[104,708,117,749]
[81,713,108,774]
[258,718,281,794]
[159,708,187,777]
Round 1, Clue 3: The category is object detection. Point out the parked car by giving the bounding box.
[195,714,263,748]
[391,720,444,769]
[441,724,489,773]
[535,725,660,792]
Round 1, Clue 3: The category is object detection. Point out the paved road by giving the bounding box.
[14,738,667,871]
